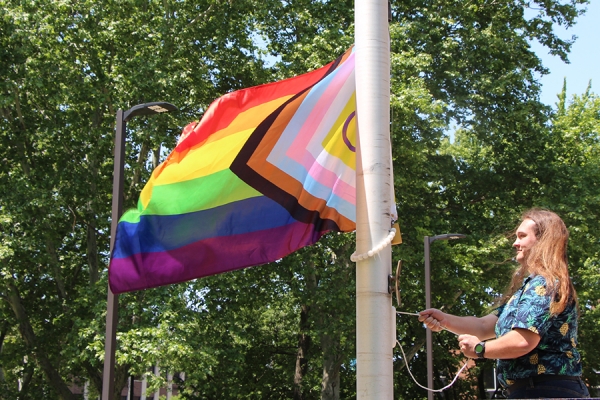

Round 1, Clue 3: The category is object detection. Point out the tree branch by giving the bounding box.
[6,280,75,400]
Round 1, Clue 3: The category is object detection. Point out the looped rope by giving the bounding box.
[396,339,469,393]
[350,228,396,262]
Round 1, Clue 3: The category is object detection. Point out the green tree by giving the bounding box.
[1,0,595,399]
[540,83,600,388]
[1,0,267,398]
[420,82,599,398]
[388,0,589,397]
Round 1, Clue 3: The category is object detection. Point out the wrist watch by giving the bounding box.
[474,341,486,359]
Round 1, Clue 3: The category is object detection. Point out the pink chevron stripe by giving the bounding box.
[266,56,355,203]
[286,56,355,163]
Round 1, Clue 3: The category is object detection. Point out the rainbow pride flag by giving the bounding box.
[109,48,356,293]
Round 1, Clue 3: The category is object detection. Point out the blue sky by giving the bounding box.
[532,1,599,107]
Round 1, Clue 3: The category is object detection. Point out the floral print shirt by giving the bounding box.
[492,275,582,388]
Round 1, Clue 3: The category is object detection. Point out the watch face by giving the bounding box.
[475,343,484,353]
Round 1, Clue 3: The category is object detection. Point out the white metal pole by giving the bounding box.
[355,0,393,399]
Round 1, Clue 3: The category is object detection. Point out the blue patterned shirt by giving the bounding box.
[492,275,582,388]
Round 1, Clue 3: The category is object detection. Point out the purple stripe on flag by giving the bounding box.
[109,221,326,293]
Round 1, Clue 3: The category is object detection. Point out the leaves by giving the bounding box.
[1,0,598,399]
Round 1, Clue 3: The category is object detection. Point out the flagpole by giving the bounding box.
[355,0,393,399]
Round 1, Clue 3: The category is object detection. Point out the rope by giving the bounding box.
[395,311,467,393]
[350,228,396,262]
[396,311,419,316]
[396,339,470,393]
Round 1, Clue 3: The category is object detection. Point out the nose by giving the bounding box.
[513,238,520,249]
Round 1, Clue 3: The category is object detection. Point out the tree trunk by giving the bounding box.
[6,280,75,400]
[83,362,103,397]
[320,333,341,400]
[293,304,310,400]
[86,152,100,286]
[152,147,161,169]
[86,220,99,285]
[303,260,345,400]
[130,140,149,194]
[44,238,67,300]
[112,363,131,400]
[0,326,6,383]
[18,363,34,400]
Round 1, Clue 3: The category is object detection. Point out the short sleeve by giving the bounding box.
[490,304,505,317]
[511,276,553,337]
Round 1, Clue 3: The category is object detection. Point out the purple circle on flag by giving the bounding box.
[343,111,356,152]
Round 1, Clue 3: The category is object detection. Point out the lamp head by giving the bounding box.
[123,102,178,122]
[429,233,466,243]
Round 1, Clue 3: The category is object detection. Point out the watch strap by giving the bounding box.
[475,341,486,359]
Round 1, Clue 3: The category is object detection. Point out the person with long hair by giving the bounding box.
[419,208,589,398]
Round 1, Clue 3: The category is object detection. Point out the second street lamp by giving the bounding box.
[424,233,466,400]
[102,102,178,400]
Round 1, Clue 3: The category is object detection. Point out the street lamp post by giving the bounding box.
[424,233,466,400]
[102,102,178,400]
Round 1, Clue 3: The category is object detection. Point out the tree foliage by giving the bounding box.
[1,0,597,399]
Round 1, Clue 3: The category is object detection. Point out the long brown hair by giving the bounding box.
[502,208,577,315]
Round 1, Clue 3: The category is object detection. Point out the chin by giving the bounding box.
[515,255,525,265]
